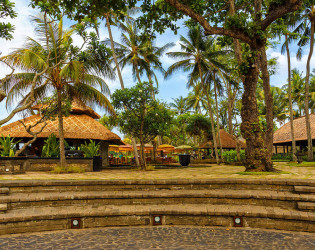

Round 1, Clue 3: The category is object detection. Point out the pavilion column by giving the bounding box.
[275,145,277,154]
[100,141,110,167]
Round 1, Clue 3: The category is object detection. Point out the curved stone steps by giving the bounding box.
[0,204,314,235]
[1,189,314,210]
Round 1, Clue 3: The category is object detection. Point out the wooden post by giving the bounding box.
[283,145,285,154]
[275,145,278,154]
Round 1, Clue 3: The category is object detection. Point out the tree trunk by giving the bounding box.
[105,13,140,167]
[57,89,66,168]
[214,82,223,157]
[227,83,234,135]
[285,34,297,161]
[304,18,314,161]
[240,52,273,172]
[259,45,274,159]
[206,93,220,164]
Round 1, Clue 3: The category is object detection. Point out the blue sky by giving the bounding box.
[0,0,314,137]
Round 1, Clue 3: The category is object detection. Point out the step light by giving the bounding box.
[71,218,81,229]
[233,216,243,227]
[152,215,162,226]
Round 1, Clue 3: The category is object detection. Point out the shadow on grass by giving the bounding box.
[236,171,292,175]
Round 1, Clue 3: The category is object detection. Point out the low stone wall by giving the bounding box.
[0,157,93,173]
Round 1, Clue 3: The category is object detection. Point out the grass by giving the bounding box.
[51,165,86,174]
[236,171,292,175]
[287,162,315,167]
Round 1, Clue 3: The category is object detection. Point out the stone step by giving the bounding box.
[295,186,315,194]
[0,204,313,235]
[0,188,9,195]
[0,203,7,212]
[3,179,314,193]
[1,203,314,223]
[298,202,315,211]
[1,190,314,210]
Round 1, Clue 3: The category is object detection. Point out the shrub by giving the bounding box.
[42,133,68,157]
[271,153,293,161]
[0,135,20,157]
[222,150,245,163]
[80,140,100,158]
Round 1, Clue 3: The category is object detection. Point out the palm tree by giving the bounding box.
[3,15,114,168]
[294,3,315,160]
[170,96,190,115]
[165,25,224,164]
[108,19,149,83]
[140,39,174,98]
[103,8,141,167]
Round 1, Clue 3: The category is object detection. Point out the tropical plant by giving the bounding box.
[0,135,20,157]
[41,133,62,158]
[2,15,114,168]
[169,96,190,115]
[80,140,100,158]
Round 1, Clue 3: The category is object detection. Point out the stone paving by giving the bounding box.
[0,226,314,249]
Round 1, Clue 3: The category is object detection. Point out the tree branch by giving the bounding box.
[260,0,303,30]
[164,0,252,45]
[15,118,47,156]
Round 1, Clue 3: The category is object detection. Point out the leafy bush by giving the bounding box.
[80,140,100,158]
[0,135,20,157]
[42,133,68,157]
[271,153,293,161]
[222,150,245,163]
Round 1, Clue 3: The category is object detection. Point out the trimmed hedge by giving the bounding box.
[222,150,245,163]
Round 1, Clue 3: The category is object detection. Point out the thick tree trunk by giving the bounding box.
[240,53,273,172]
[305,18,314,161]
[285,34,297,161]
[57,89,66,168]
[105,14,140,167]
[214,82,223,157]
[259,45,274,159]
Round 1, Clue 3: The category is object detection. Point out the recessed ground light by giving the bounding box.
[152,215,162,226]
[71,218,81,229]
[233,216,243,227]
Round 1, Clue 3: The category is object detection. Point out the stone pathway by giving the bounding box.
[0,226,314,249]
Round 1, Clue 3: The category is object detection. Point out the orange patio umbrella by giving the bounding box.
[109,145,119,152]
[157,144,175,152]
[119,144,133,152]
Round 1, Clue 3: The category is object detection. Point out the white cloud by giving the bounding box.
[268,47,315,87]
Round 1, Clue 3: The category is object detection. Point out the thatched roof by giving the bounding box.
[0,101,123,145]
[273,114,315,144]
[200,129,246,149]
[32,98,100,119]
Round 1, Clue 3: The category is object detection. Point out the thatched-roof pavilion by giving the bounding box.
[273,114,315,154]
[200,129,246,150]
[0,99,123,166]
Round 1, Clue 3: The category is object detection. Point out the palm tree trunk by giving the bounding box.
[214,81,223,157]
[227,83,234,135]
[57,88,66,168]
[135,65,142,83]
[305,18,314,161]
[105,13,140,167]
[105,13,124,90]
[206,93,220,164]
[285,34,297,161]
[198,65,219,164]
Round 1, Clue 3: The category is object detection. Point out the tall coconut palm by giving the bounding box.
[103,8,141,167]
[2,15,114,168]
[165,25,224,164]
[108,19,149,83]
[294,3,315,160]
[170,96,190,115]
